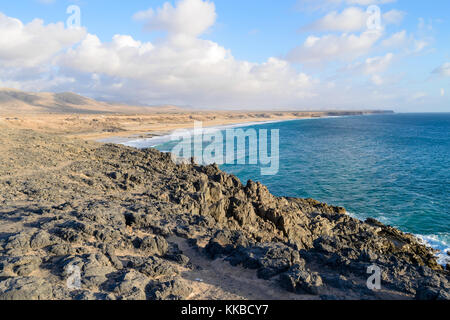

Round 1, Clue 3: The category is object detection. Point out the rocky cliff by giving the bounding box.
[0,126,448,300]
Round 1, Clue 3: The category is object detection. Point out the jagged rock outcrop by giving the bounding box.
[0,127,448,300]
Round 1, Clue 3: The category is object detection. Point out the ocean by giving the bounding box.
[122,113,450,264]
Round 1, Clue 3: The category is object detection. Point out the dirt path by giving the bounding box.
[170,237,308,300]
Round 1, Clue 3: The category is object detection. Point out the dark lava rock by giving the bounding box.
[136,236,169,256]
[279,264,324,295]
[165,253,190,267]
[0,277,53,300]
[113,270,148,300]
[204,230,251,259]
[139,257,177,278]
[147,278,190,300]
[415,286,450,300]
[223,243,303,280]
[0,129,448,300]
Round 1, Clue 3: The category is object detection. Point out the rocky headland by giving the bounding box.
[0,125,448,300]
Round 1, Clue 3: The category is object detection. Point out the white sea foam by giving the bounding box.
[416,234,450,266]
[109,119,297,149]
[100,116,342,149]
[100,115,450,266]
[345,211,449,266]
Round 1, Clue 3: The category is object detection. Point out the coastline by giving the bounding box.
[0,110,393,141]
[1,0,449,303]
[0,124,448,300]
[98,113,371,147]
[345,211,449,267]
[107,115,450,268]
[99,118,300,147]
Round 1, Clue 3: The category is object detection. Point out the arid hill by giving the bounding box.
[0,88,394,141]
[0,88,181,115]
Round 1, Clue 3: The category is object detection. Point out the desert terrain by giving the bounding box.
[0,88,392,140]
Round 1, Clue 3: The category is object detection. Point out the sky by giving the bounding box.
[0,0,449,112]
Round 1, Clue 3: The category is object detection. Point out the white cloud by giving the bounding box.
[58,32,316,107]
[364,53,393,73]
[133,0,216,37]
[346,52,394,74]
[433,63,450,77]
[338,52,394,87]
[381,28,431,55]
[0,1,442,111]
[418,17,433,31]
[51,0,319,108]
[0,12,86,68]
[287,30,383,65]
[413,40,428,53]
[301,7,404,32]
[441,88,445,97]
[301,7,368,32]
[297,0,397,12]
[0,1,321,108]
[382,9,405,25]
[412,92,427,100]
[371,74,384,85]
[381,30,407,47]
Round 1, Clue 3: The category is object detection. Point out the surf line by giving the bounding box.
[170,121,280,176]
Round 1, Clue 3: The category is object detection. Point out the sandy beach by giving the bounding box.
[0,88,394,141]
[0,111,393,141]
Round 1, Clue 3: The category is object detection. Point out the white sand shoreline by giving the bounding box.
[98,116,344,148]
[99,118,300,147]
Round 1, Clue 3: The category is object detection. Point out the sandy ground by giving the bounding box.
[170,236,309,300]
[0,111,381,141]
[0,88,392,141]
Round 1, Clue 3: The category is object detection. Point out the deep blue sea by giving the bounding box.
[124,113,450,264]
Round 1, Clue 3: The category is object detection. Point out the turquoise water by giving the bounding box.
[128,113,450,262]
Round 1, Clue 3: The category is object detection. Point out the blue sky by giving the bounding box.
[0,0,449,111]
